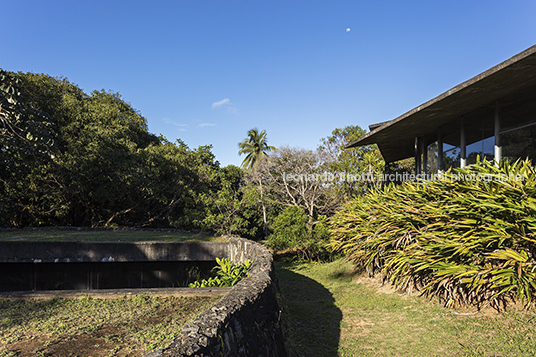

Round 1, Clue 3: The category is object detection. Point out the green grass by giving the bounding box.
[276,258,536,357]
[0,294,221,356]
[0,228,223,356]
[0,228,221,243]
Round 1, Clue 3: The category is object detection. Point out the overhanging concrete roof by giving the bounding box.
[347,45,536,163]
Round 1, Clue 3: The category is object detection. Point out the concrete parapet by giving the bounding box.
[0,237,288,356]
[0,241,228,263]
[147,237,288,357]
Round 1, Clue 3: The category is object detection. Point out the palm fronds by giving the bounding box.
[329,159,536,309]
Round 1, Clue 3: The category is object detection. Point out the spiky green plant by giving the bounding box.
[329,158,536,309]
[188,258,252,287]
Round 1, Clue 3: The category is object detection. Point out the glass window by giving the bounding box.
[443,143,460,169]
[501,124,536,164]
[466,135,494,165]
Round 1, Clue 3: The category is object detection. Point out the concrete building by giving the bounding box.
[347,45,536,174]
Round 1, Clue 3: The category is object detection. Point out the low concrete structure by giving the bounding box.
[0,241,229,291]
[0,237,288,356]
[148,237,288,357]
[0,241,228,263]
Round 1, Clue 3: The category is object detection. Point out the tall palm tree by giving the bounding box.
[238,128,275,237]
[238,128,276,169]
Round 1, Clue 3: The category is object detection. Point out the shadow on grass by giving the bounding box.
[276,262,342,357]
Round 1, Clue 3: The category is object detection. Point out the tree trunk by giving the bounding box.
[259,177,268,237]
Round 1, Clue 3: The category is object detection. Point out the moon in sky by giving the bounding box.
[346,28,351,32]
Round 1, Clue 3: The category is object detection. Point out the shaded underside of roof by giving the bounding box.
[347,45,536,163]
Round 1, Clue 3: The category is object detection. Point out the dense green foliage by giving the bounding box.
[197,165,264,237]
[3,70,392,259]
[319,125,384,198]
[330,159,536,309]
[238,128,275,169]
[265,206,309,251]
[255,124,387,260]
[0,69,57,157]
[265,206,330,260]
[0,71,263,233]
[188,258,253,287]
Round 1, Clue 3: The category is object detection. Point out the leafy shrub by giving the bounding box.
[266,206,309,252]
[266,206,331,260]
[189,258,252,287]
[313,215,330,241]
[329,159,536,309]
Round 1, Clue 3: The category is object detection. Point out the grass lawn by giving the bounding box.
[276,258,536,357]
[0,228,221,243]
[0,294,220,357]
[0,228,224,356]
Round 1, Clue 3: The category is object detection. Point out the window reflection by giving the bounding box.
[466,136,494,166]
[443,143,460,169]
[501,125,536,163]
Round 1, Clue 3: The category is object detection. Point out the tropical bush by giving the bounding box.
[329,159,536,309]
[265,206,331,260]
[188,258,252,287]
[265,206,309,252]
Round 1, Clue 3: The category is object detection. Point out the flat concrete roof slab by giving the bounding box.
[347,45,536,163]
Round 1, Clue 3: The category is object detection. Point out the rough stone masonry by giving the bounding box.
[146,237,288,357]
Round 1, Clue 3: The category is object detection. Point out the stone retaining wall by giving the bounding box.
[147,237,288,357]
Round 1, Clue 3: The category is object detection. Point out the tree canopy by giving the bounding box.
[1,70,394,259]
[319,125,384,197]
[0,71,233,229]
[238,128,276,169]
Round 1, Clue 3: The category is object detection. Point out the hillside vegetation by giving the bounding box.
[330,159,536,309]
[1,69,386,248]
[0,70,258,234]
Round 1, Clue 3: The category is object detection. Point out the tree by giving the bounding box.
[1,70,60,226]
[0,70,58,158]
[238,128,276,169]
[238,128,276,236]
[247,146,340,224]
[249,147,337,260]
[319,125,384,198]
[1,70,227,229]
[244,158,274,238]
[200,165,263,238]
[264,206,329,260]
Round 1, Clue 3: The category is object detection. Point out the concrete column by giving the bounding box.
[415,137,421,175]
[460,118,467,168]
[494,101,502,166]
[421,138,428,176]
[437,129,443,173]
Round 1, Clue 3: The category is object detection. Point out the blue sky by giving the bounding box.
[3,1,536,167]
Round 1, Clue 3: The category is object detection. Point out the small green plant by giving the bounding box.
[189,258,253,287]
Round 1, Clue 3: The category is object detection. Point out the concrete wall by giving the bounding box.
[147,237,288,357]
[0,237,288,356]
[0,241,228,263]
